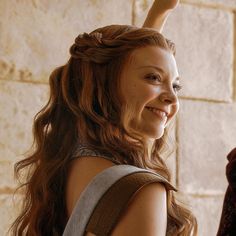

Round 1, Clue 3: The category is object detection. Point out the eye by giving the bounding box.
[145,73,162,82]
[173,83,182,92]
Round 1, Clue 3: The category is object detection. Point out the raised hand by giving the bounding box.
[154,0,180,13]
[142,0,180,32]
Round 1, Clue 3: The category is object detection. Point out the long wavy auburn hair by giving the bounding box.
[11,25,197,236]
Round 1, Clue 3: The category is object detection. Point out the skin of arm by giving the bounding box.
[111,183,167,236]
[142,0,180,32]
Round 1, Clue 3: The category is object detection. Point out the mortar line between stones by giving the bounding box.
[233,12,236,101]
[175,114,180,188]
[179,96,231,104]
[131,0,136,25]
[187,193,225,198]
[0,78,48,85]
[181,0,236,12]
[0,188,21,195]
[0,76,232,103]
[1,77,231,103]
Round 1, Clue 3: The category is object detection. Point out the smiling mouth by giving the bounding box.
[146,107,168,119]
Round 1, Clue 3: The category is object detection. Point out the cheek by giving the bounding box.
[127,84,155,101]
[120,77,157,111]
[122,83,140,105]
[128,89,153,112]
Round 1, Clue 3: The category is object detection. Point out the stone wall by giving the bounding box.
[0,0,235,235]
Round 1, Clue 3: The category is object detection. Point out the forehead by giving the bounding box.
[127,46,179,77]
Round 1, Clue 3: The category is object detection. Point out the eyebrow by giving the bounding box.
[137,65,180,81]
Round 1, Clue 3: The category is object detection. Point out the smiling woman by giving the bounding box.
[120,46,180,140]
[10,1,197,236]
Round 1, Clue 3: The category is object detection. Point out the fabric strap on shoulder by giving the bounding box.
[63,164,176,236]
[86,171,175,236]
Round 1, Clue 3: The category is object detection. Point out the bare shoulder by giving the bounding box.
[111,182,167,236]
[66,156,116,216]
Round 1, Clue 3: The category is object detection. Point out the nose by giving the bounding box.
[159,89,178,105]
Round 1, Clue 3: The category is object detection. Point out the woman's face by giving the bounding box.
[120,46,180,140]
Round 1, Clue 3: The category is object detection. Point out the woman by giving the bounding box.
[11,1,197,235]
[217,147,236,235]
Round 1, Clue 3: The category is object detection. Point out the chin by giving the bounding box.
[145,129,165,140]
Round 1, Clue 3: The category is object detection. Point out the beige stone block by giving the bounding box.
[0,194,22,236]
[0,0,132,83]
[134,2,234,102]
[178,99,236,194]
[133,0,153,25]
[0,80,49,188]
[0,161,17,191]
[182,195,224,236]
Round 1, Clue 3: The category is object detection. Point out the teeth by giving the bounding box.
[147,107,167,118]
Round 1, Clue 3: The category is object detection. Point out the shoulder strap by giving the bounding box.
[86,171,175,236]
[63,165,176,236]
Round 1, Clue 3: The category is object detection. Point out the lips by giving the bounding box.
[146,106,168,118]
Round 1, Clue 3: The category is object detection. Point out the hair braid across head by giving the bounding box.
[70,32,109,63]
[69,27,176,64]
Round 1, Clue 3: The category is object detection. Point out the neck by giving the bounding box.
[145,138,155,159]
